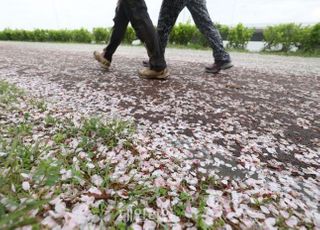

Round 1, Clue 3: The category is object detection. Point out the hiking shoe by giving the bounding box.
[138,68,169,80]
[142,60,150,67]
[205,60,233,74]
[93,51,111,70]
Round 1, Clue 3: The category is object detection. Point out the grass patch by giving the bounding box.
[0,80,23,105]
[0,80,137,229]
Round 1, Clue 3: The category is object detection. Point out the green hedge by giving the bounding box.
[306,23,320,51]
[123,26,136,44]
[0,23,319,54]
[0,29,34,41]
[227,23,254,49]
[263,23,320,52]
[0,28,91,43]
[47,30,73,42]
[92,27,110,43]
[170,23,197,45]
[72,29,92,43]
[169,22,229,47]
[0,23,234,48]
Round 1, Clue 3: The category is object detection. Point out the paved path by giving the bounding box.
[1,41,319,172]
[0,41,319,228]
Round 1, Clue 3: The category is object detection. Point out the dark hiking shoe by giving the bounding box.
[93,51,111,70]
[138,68,170,80]
[205,60,233,74]
[142,60,150,67]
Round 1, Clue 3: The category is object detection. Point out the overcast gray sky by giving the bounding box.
[0,0,319,30]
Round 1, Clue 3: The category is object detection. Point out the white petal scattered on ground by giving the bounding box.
[90,174,103,187]
[157,197,170,210]
[41,216,58,228]
[296,118,311,129]
[154,176,166,187]
[11,184,16,193]
[55,200,66,216]
[206,195,217,208]
[22,181,30,191]
[62,213,80,230]
[280,210,290,219]
[246,209,266,220]
[86,163,95,169]
[265,218,277,230]
[314,212,320,228]
[171,224,182,230]
[117,189,129,199]
[260,205,270,215]
[143,220,157,230]
[168,212,180,223]
[60,169,72,181]
[286,215,298,228]
[88,187,102,195]
[20,173,30,179]
[131,223,142,230]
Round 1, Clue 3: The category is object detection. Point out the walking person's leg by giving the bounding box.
[94,0,129,69]
[143,0,186,67]
[94,0,169,79]
[157,0,186,55]
[104,1,129,62]
[187,0,233,73]
[124,0,166,72]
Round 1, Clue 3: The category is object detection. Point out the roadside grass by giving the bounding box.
[0,80,137,228]
[0,80,23,105]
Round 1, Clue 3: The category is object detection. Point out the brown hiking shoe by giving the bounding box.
[138,68,169,80]
[205,60,233,74]
[93,51,111,70]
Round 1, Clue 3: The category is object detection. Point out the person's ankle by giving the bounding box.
[215,59,231,64]
[103,53,112,63]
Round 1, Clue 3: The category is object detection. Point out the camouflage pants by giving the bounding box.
[157,0,230,62]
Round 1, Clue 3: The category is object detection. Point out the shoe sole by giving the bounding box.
[205,63,234,74]
[139,70,170,80]
[99,63,110,70]
[221,63,234,70]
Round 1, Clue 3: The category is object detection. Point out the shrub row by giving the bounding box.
[0,27,134,45]
[169,23,253,50]
[169,22,320,52]
[0,28,93,43]
[0,23,319,52]
[263,23,320,52]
